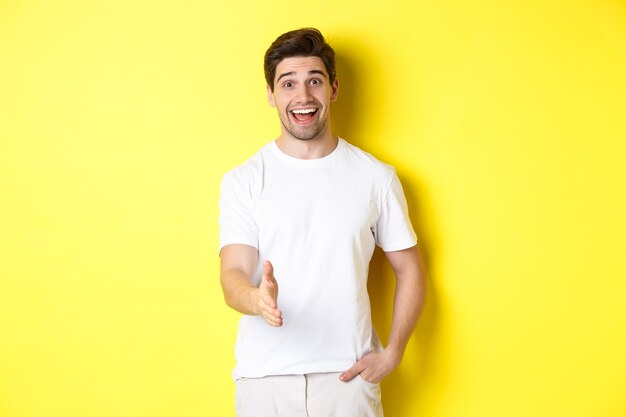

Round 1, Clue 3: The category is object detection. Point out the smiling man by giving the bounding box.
[218,28,426,417]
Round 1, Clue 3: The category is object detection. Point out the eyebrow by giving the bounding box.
[276,69,327,83]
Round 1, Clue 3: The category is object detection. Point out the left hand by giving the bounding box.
[339,348,402,384]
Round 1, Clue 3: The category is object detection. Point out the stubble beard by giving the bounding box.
[280,108,328,141]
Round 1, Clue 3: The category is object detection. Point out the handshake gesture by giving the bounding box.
[255,260,283,327]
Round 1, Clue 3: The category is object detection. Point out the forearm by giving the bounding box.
[339,249,426,383]
[385,246,427,358]
[387,269,425,356]
[220,268,260,315]
[220,250,282,327]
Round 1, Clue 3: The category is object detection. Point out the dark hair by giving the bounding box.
[264,28,336,91]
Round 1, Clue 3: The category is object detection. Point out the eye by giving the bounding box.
[283,82,293,88]
[310,79,321,85]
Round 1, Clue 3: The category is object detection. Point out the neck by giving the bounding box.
[276,129,338,160]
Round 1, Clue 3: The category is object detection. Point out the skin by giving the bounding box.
[339,246,426,383]
[267,56,339,159]
[220,245,282,327]
[219,55,427,384]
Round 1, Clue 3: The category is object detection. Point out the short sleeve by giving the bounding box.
[218,170,259,254]
[374,172,418,252]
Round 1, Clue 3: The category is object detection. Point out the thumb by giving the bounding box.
[262,260,275,281]
[339,361,363,382]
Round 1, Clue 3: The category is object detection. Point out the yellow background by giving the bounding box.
[1,0,625,416]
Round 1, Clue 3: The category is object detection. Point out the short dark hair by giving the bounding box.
[264,28,336,92]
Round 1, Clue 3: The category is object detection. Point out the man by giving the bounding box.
[218,28,426,417]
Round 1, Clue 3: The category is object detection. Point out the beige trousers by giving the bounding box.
[235,372,383,417]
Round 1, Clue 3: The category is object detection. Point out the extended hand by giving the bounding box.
[339,348,402,384]
[256,260,283,327]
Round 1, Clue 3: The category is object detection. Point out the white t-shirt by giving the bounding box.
[218,138,417,380]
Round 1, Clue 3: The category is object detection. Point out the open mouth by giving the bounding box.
[290,107,318,124]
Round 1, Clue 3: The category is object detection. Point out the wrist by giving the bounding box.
[243,285,261,315]
[384,343,405,363]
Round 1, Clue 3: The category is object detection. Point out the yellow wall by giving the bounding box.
[1,1,625,416]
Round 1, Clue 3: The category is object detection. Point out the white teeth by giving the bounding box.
[291,108,316,114]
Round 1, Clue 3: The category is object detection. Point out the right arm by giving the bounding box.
[220,244,283,327]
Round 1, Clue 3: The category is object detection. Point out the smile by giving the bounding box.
[290,107,318,124]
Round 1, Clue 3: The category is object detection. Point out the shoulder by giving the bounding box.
[222,143,269,186]
[221,145,269,200]
[340,139,396,183]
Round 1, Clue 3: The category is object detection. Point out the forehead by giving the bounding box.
[274,56,328,81]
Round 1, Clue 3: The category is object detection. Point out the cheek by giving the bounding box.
[279,98,292,111]
[316,91,331,104]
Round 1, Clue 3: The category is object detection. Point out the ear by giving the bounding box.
[330,77,339,102]
[267,84,276,107]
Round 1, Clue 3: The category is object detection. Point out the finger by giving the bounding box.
[261,264,278,291]
[261,302,282,318]
[262,309,283,327]
[262,260,274,279]
[259,297,282,317]
[359,371,379,384]
[261,293,278,310]
[262,277,276,290]
[339,362,365,382]
[268,316,283,327]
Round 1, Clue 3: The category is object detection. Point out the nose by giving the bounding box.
[295,83,313,103]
